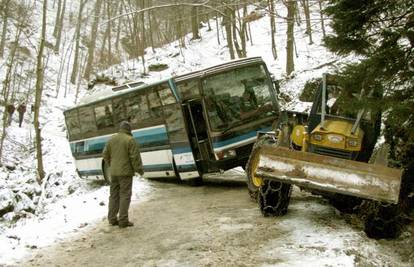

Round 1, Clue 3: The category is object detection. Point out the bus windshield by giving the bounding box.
[202,64,274,131]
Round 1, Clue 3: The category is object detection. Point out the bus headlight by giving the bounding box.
[348,139,359,147]
[313,133,323,141]
[215,149,236,160]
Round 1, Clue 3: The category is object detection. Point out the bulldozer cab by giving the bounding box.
[306,74,381,161]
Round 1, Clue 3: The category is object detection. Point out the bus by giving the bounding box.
[64,57,280,184]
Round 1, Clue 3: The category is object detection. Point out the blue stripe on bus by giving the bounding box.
[71,126,169,155]
[176,164,198,172]
[171,146,192,154]
[212,126,272,149]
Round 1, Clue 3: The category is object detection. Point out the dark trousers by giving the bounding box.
[18,113,24,127]
[108,175,133,225]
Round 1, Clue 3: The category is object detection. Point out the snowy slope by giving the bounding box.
[0,1,361,265]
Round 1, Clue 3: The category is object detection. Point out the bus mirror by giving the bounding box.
[273,80,280,94]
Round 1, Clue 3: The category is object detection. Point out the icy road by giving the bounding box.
[18,170,414,266]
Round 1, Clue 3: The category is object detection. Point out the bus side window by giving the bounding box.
[66,110,81,137]
[78,106,97,134]
[159,88,176,105]
[148,91,162,118]
[126,93,150,125]
[113,98,127,125]
[95,102,114,130]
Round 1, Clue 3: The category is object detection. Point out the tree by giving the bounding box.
[70,0,86,84]
[324,0,414,167]
[84,0,103,81]
[285,0,296,75]
[324,0,414,237]
[33,0,48,184]
[0,0,12,58]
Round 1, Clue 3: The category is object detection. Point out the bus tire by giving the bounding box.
[186,177,203,186]
[103,161,112,185]
[258,179,292,217]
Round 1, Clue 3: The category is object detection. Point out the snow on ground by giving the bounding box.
[0,177,151,265]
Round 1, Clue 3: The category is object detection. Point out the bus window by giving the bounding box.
[203,64,274,131]
[159,87,176,105]
[176,80,199,100]
[78,106,97,134]
[126,93,150,125]
[95,101,114,130]
[112,98,127,125]
[66,110,81,137]
[148,91,162,117]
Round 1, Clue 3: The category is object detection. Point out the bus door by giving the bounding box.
[182,99,213,170]
[162,99,200,181]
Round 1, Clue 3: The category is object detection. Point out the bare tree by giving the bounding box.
[0,0,12,58]
[223,3,235,59]
[318,0,326,39]
[268,0,277,59]
[301,0,313,44]
[191,3,200,40]
[286,0,296,75]
[84,0,103,81]
[54,0,66,53]
[33,0,48,184]
[0,27,22,162]
[70,0,86,84]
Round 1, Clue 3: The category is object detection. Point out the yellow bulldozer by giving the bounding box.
[246,74,408,238]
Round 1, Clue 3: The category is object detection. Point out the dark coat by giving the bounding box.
[17,104,26,114]
[102,129,144,177]
[6,104,15,114]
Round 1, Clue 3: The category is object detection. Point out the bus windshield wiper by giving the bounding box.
[221,120,245,135]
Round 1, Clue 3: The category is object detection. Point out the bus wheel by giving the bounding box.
[258,180,292,217]
[103,162,112,184]
[186,177,203,186]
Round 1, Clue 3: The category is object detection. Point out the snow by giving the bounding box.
[0,177,151,265]
[0,0,398,266]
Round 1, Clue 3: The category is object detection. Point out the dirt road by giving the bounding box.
[20,171,414,267]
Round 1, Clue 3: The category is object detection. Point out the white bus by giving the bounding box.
[64,57,280,184]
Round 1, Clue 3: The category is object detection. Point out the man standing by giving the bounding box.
[17,102,27,127]
[102,121,144,228]
[6,103,15,126]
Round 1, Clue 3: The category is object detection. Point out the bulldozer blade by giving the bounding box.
[255,145,402,204]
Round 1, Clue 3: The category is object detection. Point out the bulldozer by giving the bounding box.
[246,74,407,238]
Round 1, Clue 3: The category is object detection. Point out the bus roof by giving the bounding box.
[65,56,265,113]
[65,77,172,113]
[174,56,264,83]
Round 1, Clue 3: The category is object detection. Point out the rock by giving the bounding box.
[14,192,35,213]
[0,188,16,216]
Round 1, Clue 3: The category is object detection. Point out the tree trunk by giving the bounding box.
[83,0,103,81]
[301,0,313,44]
[223,5,235,59]
[0,27,22,163]
[33,0,48,184]
[54,0,66,53]
[268,0,277,59]
[70,0,86,84]
[191,5,200,40]
[318,0,326,39]
[0,0,11,58]
[53,0,62,37]
[286,0,295,76]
